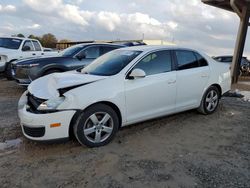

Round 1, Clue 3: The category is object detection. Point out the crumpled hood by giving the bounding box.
[28,71,106,99]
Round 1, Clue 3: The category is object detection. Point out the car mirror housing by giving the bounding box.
[129,68,146,79]
[76,54,86,60]
[22,46,31,51]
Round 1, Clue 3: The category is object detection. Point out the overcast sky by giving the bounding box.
[0,0,249,57]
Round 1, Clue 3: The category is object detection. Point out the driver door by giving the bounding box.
[73,46,101,69]
[21,40,35,59]
[124,50,177,124]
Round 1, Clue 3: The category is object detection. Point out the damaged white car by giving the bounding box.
[18,46,231,147]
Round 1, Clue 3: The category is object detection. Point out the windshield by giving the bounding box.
[82,50,142,76]
[60,45,84,57]
[0,38,22,49]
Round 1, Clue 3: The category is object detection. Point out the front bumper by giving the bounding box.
[18,91,76,141]
[11,65,32,85]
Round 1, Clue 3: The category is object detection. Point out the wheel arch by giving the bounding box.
[210,83,222,98]
[68,101,122,139]
[5,59,17,70]
[41,66,66,76]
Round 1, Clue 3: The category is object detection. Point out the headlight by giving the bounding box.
[17,63,40,68]
[37,97,65,111]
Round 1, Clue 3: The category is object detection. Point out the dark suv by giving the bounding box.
[213,55,250,76]
[11,43,126,85]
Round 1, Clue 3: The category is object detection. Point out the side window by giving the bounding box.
[133,50,172,76]
[222,57,232,62]
[32,41,42,51]
[176,50,199,70]
[100,46,118,55]
[194,52,208,67]
[22,40,34,51]
[83,46,100,59]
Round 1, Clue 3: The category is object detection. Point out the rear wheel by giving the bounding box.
[74,104,119,147]
[198,86,220,115]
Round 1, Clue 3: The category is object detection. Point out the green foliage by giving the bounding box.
[16,33,25,38]
[40,33,58,48]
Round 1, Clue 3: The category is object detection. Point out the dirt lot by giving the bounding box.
[0,77,249,188]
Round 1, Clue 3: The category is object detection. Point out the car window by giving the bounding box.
[133,50,172,76]
[100,46,119,55]
[176,50,199,70]
[222,57,232,62]
[84,46,100,59]
[82,50,142,76]
[194,52,208,67]
[32,41,42,51]
[0,38,22,49]
[22,40,34,51]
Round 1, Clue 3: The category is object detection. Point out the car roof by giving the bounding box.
[72,43,126,48]
[0,36,34,40]
[116,45,200,53]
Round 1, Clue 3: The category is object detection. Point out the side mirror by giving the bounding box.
[128,68,146,79]
[22,46,31,51]
[76,53,86,60]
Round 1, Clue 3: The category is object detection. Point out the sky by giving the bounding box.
[0,0,249,57]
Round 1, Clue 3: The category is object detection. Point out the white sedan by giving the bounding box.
[18,46,231,147]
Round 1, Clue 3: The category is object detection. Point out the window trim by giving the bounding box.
[173,49,201,71]
[125,49,175,79]
[32,40,42,51]
[193,52,208,67]
[74,44,121,59]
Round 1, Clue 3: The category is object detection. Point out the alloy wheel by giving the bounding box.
[83,112,114,143]
[205,90,218,112]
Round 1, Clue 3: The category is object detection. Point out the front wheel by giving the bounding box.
[74,104,119,147]
[4,63,14,80]
[198,86,220,115]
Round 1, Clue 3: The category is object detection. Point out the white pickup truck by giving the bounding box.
[0,37,58,79]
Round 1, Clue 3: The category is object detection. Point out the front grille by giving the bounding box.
[23,125,45,137]
[27,92,46,113]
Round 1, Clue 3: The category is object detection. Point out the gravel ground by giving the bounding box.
[0,77,249,188]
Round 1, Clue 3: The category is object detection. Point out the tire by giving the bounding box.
[4,62,14,80]
[74,104,119,147]
[198,86,220,115]
[43,69,62,76]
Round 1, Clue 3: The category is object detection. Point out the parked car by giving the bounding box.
[0,37,58,79]
[213,55,250,76]
[12,43,126,85]
[18,46,231,147]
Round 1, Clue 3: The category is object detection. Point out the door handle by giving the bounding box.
[168,80,176,84]
[32,53,36,55]
[201,74,208,78]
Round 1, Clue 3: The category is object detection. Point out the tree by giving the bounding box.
[40,33,58,48]
[28,34,41,42]
[16,33,25,38]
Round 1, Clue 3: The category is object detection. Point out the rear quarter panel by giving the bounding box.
[204,55,231,95]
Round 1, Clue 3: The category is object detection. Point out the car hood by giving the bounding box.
[0,47,17,55]
[28,71,106,99]
[14,56,66,65]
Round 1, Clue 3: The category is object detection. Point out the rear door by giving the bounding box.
[32,40,43,56]
[174,50,210,111]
